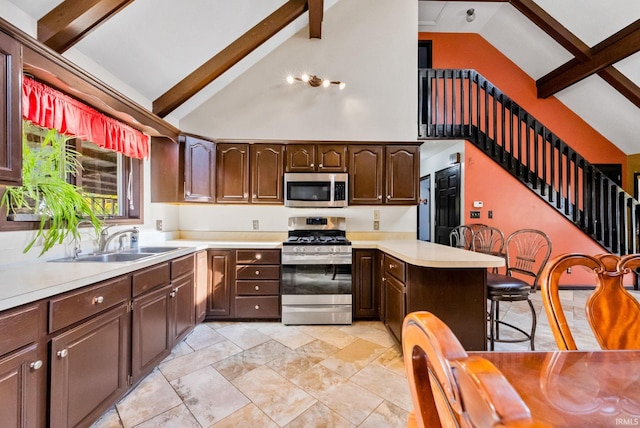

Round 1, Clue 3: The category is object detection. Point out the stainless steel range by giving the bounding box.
[281,216,352,325]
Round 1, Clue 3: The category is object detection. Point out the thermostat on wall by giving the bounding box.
[473,201,483,208]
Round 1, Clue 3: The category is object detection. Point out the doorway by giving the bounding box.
[434,164,461,245]
[418,175,431,241]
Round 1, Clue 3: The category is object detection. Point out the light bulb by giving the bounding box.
[301,74,310,83]
[338,82,346,90]
[322,79,331,88]
[286,75,294,84]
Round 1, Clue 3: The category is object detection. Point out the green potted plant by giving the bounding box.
[0,121,102,255]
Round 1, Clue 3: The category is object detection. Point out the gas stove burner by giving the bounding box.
[284,235,351,245]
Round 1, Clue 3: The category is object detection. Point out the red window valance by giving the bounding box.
[22,76,149,159]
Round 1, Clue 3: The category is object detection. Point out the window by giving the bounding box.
[0,123,142,231]
[70,138,142,220]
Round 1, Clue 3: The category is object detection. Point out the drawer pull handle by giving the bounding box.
[93,296,104,304]
[255,254,262,260]
[169,291,176,298]
[30,360,43,370]
[389,264,396,269]
[255,270,260,275]
[57,349,68,359]
[254,305,260,310]
[255,285,260,291]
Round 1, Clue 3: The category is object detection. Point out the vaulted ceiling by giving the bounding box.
[3,0,640,153]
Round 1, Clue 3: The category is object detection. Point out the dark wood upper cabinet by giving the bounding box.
[251,144,284,204]
[349,145,384,205]
[385,145,419,204]
[150,134,215,203]
[285,144,347,172]
[216,143,250,203]
[0,30,22,185]
[183,135,215,202]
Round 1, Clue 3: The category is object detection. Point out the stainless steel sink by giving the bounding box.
[122,246,182,254]
[50,252,154,263]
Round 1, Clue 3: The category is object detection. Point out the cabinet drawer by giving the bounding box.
[384,254,406,283]
[49,276,131,333]
[236,249,280,265]
[133,262,170,297]
[236,280,280,296]
[171,253,194,279]
[235,296,280,318]
[0,303,43,354]
[236,265,280,280]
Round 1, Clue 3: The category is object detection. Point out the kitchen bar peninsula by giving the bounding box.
[354,240,505,351]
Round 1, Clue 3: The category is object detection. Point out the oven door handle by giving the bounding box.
[281,257,352,265]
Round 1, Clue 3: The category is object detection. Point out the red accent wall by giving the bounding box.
[420,33,629,286]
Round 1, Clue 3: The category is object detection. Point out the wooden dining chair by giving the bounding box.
[539,253,640,350]
[486,229,552,350]
[402,311,550,428]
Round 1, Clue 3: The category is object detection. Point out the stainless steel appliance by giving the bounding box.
[284,173,348,208]
[281,216,352,325]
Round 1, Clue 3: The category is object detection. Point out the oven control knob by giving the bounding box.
[316,246,321,253]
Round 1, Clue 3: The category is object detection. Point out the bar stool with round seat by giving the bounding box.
[487,229,552,350]
[449,223,487,250]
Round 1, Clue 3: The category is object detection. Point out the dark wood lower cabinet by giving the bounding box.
[0,343,46,428]
[131,284,172,383]
[50,303,130,428]
[171,272,195,344]
[353,249,380,319]
[207,250,234,318]
[383,274,406,345]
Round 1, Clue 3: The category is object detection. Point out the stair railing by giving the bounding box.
[419,69,640,255]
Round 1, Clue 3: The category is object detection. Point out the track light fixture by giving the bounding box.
[287,74,346,90]
[466,8,476,23]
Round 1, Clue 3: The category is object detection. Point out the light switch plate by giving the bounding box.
[252,220,259,230]
[156,220,163,231]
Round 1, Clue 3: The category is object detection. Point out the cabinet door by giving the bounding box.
[251,144,283,203]
[384,275,405,345]
[170,273,195,346]
[131,284,172,382]
[195,250,208,323]
[0,343,46,428]
[208,250,234,318]
[0,31,21,185]
[317,145,347,172]
[385,145,419,204]
[285,144,315,172]
[183,135,216,202]
[217,143,249,203]
[50,303,130,428]
[349,145,384,205]
[353,249,380,319]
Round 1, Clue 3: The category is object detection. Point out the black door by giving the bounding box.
[434,164,461,245]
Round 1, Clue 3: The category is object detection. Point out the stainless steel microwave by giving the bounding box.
[284,173,348,207]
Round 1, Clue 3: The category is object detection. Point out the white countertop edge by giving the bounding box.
[0,239,503,312]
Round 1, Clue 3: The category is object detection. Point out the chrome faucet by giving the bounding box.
[98,226,139,253]
[72,220,99,259]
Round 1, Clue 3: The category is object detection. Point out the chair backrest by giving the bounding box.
[504,229,552,291]
[540,253,640,350]
[471,226,505,256]
[403,312,550,428]
[449,224,487,250]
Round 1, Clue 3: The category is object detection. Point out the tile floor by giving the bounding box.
[92,289,639,428]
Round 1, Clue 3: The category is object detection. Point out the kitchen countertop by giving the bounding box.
[0,239,502,312]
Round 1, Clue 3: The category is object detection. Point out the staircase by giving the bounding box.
[419,69,640,256]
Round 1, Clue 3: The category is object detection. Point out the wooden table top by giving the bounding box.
[475,350,640,427]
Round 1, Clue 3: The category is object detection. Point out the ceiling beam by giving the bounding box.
[153,0,308,118]
[308,0,323,38]
[537,19,640,99]
[38,0,134,53]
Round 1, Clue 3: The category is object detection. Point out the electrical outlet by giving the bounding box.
[488,210,493,219]
[252,220,259,230]
[373,210,380,220]
[373,220,380,230]
[470,211,481,219]
[567,267,572,274]
[156,220,163,231]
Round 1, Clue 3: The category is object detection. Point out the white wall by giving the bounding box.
[175,0,419,237]
[0,0,419,263]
